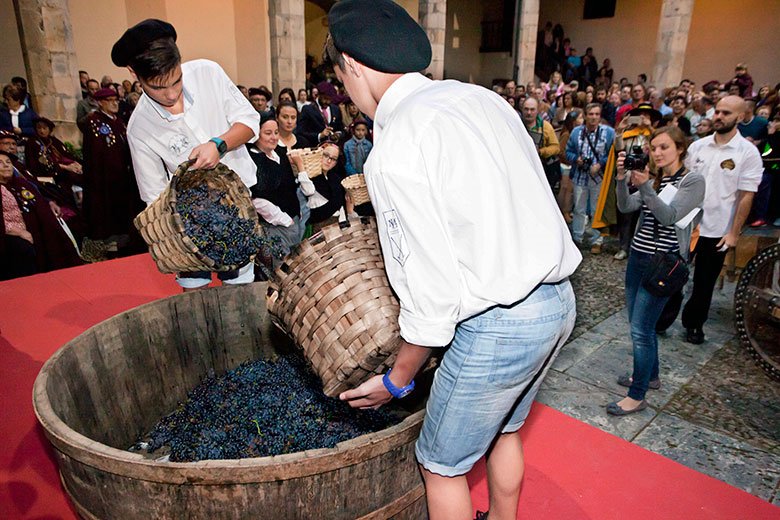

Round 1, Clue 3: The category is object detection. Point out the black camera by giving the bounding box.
[624,146,649,171]
[581,156,593,169]
[329,131,344,142]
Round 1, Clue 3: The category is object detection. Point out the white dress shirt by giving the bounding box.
[365,73,581,347]
[127,59,260,203]
[685,132,763,238]
[9,105,25,130]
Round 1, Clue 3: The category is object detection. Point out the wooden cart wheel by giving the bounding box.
[734,243,780,380]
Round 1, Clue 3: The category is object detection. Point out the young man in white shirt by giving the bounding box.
[111,19,265,290]
[329,2,581,519]
[681,96,763,344]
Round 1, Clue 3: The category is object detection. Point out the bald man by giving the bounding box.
[681,96,763,344]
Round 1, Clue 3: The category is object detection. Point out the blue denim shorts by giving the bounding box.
[415,280,576,477]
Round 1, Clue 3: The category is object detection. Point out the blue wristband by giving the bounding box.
[382,369,415,399]
[209,137,227,157]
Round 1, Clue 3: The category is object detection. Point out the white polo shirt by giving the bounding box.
[127,59,260,203]
[366,73,582,347]
[685,132,763,238]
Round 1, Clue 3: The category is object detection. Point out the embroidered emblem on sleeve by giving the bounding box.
[383,209,410,266]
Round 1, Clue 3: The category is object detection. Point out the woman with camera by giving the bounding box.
[608,126,705,416]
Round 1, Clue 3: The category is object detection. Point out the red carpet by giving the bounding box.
[1,255,778,519]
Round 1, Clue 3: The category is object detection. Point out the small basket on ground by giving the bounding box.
[133,161,260,274]
[287,147,323,178]
[341,174,371,206]
[266,217,401,397]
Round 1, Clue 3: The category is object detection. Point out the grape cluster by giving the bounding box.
[176,185,262,267]
[131,355,402,462]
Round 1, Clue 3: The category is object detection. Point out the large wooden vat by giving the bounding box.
[33,282,426,519]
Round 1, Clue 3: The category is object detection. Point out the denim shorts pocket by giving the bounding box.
[488,326,560,386]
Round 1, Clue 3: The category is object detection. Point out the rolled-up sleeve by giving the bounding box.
[737,146,764,192]
[218,67,260,143]
[369,144,461,347]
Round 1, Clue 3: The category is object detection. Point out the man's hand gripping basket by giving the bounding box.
[266,217,401,397]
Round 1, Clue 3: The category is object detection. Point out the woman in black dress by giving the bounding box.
[246,114,303,269]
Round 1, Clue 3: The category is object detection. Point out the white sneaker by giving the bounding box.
[613,250,628,260]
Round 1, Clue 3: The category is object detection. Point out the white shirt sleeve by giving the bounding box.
[737,145,764,192]
[128,133,171,204]
[371,146,462,347]
[296,171,316,196]
[216,66,260,143]
[252,198,293,227]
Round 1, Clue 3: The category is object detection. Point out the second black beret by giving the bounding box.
[111,19,177,67]
[327,0,432,74]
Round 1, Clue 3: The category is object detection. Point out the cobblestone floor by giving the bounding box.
[549,242,780,505]
[568,237,627,339]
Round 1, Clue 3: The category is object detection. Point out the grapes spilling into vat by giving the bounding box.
[131,355,403,462]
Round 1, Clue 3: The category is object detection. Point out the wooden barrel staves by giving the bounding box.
[33,282,426,519]
[266,217,402,397]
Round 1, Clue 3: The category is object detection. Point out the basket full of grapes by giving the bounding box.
[134,161,262,274]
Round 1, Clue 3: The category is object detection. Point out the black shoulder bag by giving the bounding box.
[641,169,689,298]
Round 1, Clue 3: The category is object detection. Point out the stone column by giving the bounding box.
[651,0,695,88]
[268,0,306,97]
[13,0,82,145]
[513,0,539,85]
[419,0,446,79]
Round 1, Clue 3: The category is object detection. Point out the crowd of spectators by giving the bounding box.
[493,61,780,234]
[0,65,376,280]
[0,70,147,279]
[2,53,778,287]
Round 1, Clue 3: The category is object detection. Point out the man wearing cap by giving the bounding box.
[297,80,344,144]
[81,88,143,255]
[248,87,274,116]
[593,103,660,260]
[112,19,263,290]
[328,2,580,519]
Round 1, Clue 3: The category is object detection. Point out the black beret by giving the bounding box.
[32,116,55,130]
[111,19,177,67]
[328,0,431,74]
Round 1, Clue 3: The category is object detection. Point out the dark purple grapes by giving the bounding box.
[131,355,402,462]
[176,184,262,267]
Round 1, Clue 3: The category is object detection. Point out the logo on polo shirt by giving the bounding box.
[720,159,736,170]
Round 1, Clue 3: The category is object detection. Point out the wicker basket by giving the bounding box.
[341,174,371,206]
[266,217,401,397]
[288,148,323,178]
[133,161,260,274]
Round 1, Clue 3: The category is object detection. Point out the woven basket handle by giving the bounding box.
[173,159,196,177]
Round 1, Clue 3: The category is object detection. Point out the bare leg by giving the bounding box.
[485,433,524,520]
[420,467,472,520]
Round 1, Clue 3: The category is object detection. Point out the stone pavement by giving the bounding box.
[538,246,780,506]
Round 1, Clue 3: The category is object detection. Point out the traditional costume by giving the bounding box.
[82,90,143,244]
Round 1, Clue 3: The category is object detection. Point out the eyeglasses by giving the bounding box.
[323,153,339,162]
